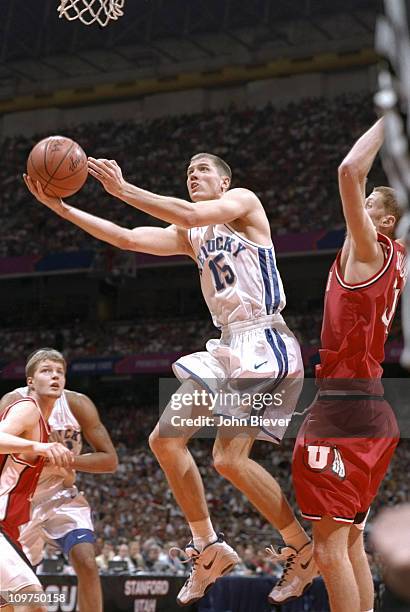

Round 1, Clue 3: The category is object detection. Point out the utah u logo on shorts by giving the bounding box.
[303,444,346,480]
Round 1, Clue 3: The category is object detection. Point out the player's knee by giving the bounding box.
[313,546,330,569]
[148,429,162,454]
[148,430,179,458]
[148,429,169,457]
[213,451,241,480]
[313,542,348,569]
[70,547,98,575]
[78,555,99,577]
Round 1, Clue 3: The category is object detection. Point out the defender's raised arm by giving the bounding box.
[338,118,384,262]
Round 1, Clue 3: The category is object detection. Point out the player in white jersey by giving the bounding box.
[25,152,318,605]
[0,348,72,612]
[0,348,118,612]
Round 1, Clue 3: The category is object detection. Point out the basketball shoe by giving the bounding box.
[266,541,319,604]
[171,533,239,607]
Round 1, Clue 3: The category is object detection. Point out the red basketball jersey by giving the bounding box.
[0,397,49,543]
[317,233,407,382]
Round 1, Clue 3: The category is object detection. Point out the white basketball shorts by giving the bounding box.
[0,530,41,605]
[173,314,304,443]
[19,486,94,566]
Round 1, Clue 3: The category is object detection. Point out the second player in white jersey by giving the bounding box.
[0,360,118,612]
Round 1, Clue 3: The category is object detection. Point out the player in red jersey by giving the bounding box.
[0,349,72,612]
[290,118,407,612]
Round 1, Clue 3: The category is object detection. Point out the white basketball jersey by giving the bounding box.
[14,387,82,499]
[189,224,286,328]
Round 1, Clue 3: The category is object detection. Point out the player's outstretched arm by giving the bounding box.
[88,158,255,227]
[338,118,384,261]
[66,390,118,474]
[23,174,192,257]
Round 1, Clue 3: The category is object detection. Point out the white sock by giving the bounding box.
[362,609,373,612]
[188,517,217,551]
[279,521,310,552]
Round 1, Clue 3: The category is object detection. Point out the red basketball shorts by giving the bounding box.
[292,394,400,524]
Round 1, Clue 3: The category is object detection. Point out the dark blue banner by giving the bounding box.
[69,357,118,375]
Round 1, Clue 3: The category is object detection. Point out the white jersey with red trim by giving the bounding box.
[0,397,49,542]
[14,387,82,500]
[189,223,286,328]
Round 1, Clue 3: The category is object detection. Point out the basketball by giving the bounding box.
[27,136,88,198]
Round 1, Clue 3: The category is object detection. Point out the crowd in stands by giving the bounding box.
[1,92,387,258]
[0,318,214,362]
[0,315,308,361]
[0,309,402,364]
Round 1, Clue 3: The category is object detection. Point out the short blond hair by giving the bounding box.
[25,348,66,378]
[374,186,403,230]
[190,153,232,182]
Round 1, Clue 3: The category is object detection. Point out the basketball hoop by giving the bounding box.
[57,0,125,27]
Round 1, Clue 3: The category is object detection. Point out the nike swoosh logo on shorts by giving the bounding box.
[203,553,218,570]
[301,557,313,570]
[254,361,268,370]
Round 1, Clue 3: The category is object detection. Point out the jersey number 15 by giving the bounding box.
[209,254,236,292]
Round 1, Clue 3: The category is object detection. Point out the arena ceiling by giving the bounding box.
[0,0,385,91]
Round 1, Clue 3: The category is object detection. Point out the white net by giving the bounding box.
[58,0,125,27]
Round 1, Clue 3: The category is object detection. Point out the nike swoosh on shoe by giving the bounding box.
[301,556,313,570]
[203,553,218,570]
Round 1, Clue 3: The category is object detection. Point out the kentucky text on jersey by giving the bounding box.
[196,236,246,268]
[189,224,286,328]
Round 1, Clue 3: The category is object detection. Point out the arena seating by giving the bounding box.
[1,92,386,257]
